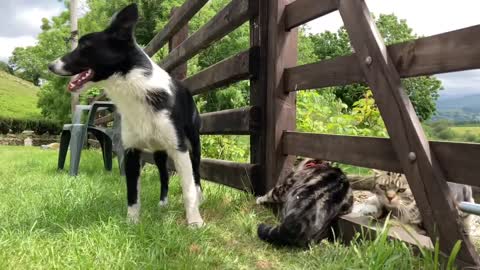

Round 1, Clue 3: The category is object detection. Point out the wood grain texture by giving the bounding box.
[183,50,250,96]
[199,106,259,135]
[160,0,257,71]
[285,0,338,30]
[339,0,479,266]
[249,0,267,195]
[168,8,188,80]
[144,0,208,56]
[141,152,256,191]
[282,132,480,187]
[261,0,298,194]
[286,24,480,91]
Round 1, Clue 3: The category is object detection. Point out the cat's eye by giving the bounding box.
[397,188,406,193]
[378,185,386,190]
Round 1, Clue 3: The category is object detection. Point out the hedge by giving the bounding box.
[0,117,62,134]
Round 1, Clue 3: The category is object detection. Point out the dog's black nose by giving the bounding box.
[47,62,55,72]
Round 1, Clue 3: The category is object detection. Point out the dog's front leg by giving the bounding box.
[125,148,142,223]
[171,150,204,227]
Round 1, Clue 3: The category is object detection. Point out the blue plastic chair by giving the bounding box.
[58,101,124,176]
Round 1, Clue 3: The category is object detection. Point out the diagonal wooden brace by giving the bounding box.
[338,0,479,267]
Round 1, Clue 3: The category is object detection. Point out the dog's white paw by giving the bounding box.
[127,204,140,224]
[158,198,168,207]
[188,220,205,228]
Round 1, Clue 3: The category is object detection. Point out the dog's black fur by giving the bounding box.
[48,4,204,225]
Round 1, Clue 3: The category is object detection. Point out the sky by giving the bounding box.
[0,0,479,97]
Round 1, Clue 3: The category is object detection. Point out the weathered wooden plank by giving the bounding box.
[338,214,433,249]
[286,25,480,91]
[285,54,363,91]
[282,132,400,172]
[94,113,114,125]
[183,50,250,96]
[161,0,257,71]
[168,7,188,80]
[141,152,256,191]
[199,106,259,135]
[144,0,208,56]
[199,158,257,191]
[339,0,479,266]
[262,0,298,195]
[249,1,267,195]
[285,0,338,30]
[282,132,480,187]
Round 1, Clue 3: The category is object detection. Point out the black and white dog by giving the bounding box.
[48,4,204,227]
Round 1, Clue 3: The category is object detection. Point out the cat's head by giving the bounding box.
[294,158,331,173]
[373,170,412,209]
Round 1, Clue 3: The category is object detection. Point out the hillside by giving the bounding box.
[434,94,480,123]
[0,71,42,119]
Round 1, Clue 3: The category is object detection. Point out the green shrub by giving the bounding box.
[0,117,62,135]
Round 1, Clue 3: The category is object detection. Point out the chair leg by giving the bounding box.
[69,125,86,176]
[58,131,71,170]
[103,136,113,171]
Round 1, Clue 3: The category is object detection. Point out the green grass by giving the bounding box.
[451,126,480,136]
[0,71,41,119]
[0,146,446,269]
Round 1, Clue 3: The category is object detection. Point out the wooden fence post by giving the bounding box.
[169,7,188,80]
[251,0,298,194]
[339,0,479,266]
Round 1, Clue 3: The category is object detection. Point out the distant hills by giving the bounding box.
[434,94,480,123]
[0,71,42,119]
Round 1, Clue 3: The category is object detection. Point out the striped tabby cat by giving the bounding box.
[256,158,353,247]
[357,170,474,234]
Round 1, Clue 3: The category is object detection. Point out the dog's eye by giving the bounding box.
[378,185,386,190]
[397,188,406,193]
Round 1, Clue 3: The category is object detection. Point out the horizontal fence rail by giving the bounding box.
[282,131,480,187]
[285,0,338,30]
[183,49,252,95]
[144,0,209,56]
[141,153,256,191]
[285,25,480,91]
[161,0,258,71]
[199,106,259,135]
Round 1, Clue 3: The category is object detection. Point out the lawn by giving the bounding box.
[0,71,41,119]
[451,126,480,136]
[0,146,444,269]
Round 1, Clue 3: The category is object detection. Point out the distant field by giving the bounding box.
[0,71,41,119]
[451,126,480,136]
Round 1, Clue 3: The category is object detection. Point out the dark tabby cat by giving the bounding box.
[355,170,474,234]
[256,158,353,247]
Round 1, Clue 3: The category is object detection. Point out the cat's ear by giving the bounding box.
[107,4,139,40]
[372,169,382,177]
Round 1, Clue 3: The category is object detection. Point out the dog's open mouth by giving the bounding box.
[68,69,94,92]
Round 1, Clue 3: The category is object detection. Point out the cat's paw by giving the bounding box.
[352,203,379,217]
[256,196,266,205]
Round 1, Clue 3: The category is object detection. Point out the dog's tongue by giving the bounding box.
[68,69,94,92]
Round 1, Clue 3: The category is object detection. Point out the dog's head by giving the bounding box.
[48,4,141,93]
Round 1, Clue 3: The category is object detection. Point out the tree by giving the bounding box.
[307,14,442,121]
[0,61,13,74]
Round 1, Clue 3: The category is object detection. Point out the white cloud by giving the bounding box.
[307,0,480,36]
[306,0,480,97]
[0,36,37,62]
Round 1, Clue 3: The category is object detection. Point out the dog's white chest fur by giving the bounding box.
[101,65,177,152]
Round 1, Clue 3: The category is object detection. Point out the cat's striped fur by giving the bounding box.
[256,158,353,247]
[358,170,474,234]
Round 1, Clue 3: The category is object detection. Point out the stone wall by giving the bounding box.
[0,134,59,146]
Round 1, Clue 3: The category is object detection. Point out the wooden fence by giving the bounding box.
[94,0,480,267]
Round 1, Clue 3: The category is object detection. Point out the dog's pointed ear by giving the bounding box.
[108,3,139,40]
